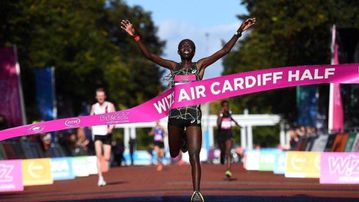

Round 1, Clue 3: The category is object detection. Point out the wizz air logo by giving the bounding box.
[0,164,14,182]
[153,92,174,114]
[328,155,359,176]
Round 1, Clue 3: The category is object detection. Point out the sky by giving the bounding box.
[125,0,247,79]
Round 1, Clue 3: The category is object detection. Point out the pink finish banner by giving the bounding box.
[0,160,24,192]
[0,64,358,141]
[320,152,359,184]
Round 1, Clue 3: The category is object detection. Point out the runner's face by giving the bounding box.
[96,91,106,104]
[223,103,229,111]
[178,40,195,60]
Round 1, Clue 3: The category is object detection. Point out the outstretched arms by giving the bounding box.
[197,17,256,77]
[121,20,177,70]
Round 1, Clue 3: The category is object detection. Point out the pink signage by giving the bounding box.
[320,152,359,184]
[0,160,23,192]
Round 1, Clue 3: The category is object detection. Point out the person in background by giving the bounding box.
[41,133,52,157]
[112,139,125,167]
[74,127,89,156]
[90,88,115,187]
[129,137,136,166]
[217,100,240,179]
[149,121,166,171]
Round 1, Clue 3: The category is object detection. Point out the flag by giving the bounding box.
[33,67,57,121]
[297,85,318,127]
[0,47,26,127]
[328,25,344,132]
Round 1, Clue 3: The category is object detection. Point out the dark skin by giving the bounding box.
[217,101,240,172]
[121,17,255,192]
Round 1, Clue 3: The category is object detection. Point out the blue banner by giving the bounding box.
[33,68,56,121]
[297,85,318,127]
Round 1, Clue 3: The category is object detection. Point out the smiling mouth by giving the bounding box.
[184,50,190,54]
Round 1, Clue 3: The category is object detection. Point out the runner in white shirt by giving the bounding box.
[90,88,115,187]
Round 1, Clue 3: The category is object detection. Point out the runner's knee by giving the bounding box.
[188,150,200,163]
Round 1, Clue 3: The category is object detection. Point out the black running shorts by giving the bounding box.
[154,141,165,149]
[168,117,201,129]
[217,130,233,143]
[94,134,112,145]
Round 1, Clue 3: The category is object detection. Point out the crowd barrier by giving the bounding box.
[1,132,358,193]
[0,139,173,192]
[0,156,98,192]
[243,133,359,184]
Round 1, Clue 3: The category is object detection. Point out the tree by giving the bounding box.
[223,0,359,123]
[1,0,165,121]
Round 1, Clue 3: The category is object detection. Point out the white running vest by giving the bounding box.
[91,102,110,136]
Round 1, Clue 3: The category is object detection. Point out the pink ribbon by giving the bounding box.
[0,64,358,141]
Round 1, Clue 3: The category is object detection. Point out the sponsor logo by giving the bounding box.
[28,124,44,133]
[52,161,69,172]
[0,164,14,182]
[99,111,129,124]
[23,159,53,186]
[291,154,307,171]
[64,118,81,127]
[328,155,359,176]
[28,161,44,178]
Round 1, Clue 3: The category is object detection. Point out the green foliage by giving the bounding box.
[1,0,165,120]
[135,128,153,150]
[223,0,359,122]
[252,126,280,148]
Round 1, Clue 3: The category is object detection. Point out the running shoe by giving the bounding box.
[190,191,204,202]
[225,170,232,178]
[97,177,107,187]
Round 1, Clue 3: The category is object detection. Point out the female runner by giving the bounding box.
[121,17,255,202]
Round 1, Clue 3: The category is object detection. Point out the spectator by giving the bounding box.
[289,126,299,150]
[74,127,89,156]
[41,133,52,157]
[129,137,136,165]
[112,139,125,167]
